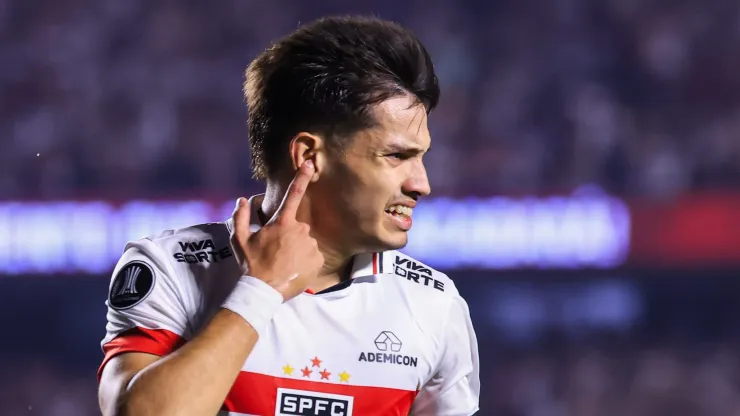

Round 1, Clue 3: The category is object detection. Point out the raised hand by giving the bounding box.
[230,160,324,300]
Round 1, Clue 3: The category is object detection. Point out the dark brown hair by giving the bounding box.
[244,15,440,179]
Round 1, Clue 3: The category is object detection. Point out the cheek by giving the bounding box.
[328,160,395,220]
[335,185,386,229]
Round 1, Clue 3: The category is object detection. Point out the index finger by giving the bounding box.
[272,160,315,222]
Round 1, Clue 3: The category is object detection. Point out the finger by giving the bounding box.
[272,160,315,222]
[231,197,252,245]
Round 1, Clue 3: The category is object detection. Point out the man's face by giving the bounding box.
[311,95,432,253]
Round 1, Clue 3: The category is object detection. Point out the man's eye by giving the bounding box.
[388,153,407,160]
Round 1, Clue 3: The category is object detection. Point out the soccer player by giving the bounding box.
[97,16,479,416]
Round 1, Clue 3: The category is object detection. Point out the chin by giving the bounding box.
[374,230,408,251]
[358,219,410,252]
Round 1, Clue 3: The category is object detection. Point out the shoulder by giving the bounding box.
[378,250,460,297]
[119,221,236,276]
[375,250,476,372]
[110,221,239,309]
[137,221,234,264]
[376,250,467,334]
[100,222,239,367]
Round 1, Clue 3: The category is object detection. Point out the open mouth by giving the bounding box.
[384,205,413,230]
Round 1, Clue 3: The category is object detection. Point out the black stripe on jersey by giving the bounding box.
[316,252,383,295]
[316,279,354,295]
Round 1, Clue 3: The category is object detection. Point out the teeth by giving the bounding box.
[387,205,413,217]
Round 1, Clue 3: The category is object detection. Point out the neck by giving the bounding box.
[314,242,355,292]
[262,182,355,293]
[260,181,284,222]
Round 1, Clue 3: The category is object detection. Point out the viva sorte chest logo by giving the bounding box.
[358,331,418,367]
[393,256,445,292]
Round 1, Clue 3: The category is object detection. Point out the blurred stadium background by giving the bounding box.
[2,0,740,415]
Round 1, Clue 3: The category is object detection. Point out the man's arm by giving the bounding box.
[99,309,258,416]
[96,237,280,416]
[98,161,323,416]
[411,295,480,416]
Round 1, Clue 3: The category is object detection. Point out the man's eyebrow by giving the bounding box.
[382,142,429,154]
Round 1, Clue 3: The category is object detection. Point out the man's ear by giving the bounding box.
[288,132,324,183]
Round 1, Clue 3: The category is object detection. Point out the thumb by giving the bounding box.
[231,197,253,247]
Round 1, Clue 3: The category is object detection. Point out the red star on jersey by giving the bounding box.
[301,366,312,378]
[319,369,331,380]
[311,356,322,368]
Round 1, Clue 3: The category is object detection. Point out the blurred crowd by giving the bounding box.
[3,0,740,200]
[5,340,740,416]
[487,340,740,416]
[0,360,98,416]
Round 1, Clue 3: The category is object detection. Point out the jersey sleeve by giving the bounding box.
[412,295,480,416]
[97,237,191,381]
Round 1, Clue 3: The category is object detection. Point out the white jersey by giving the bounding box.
[99,202,480,416]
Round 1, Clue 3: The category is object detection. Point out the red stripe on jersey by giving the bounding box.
[97,327,186,381]
[223,371,417,415]
[372,252,379,274]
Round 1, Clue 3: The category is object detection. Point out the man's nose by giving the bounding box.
[403,161,431,199]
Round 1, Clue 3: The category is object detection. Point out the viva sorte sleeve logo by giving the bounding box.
[173,238,233,264]
[358,331,417,367]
